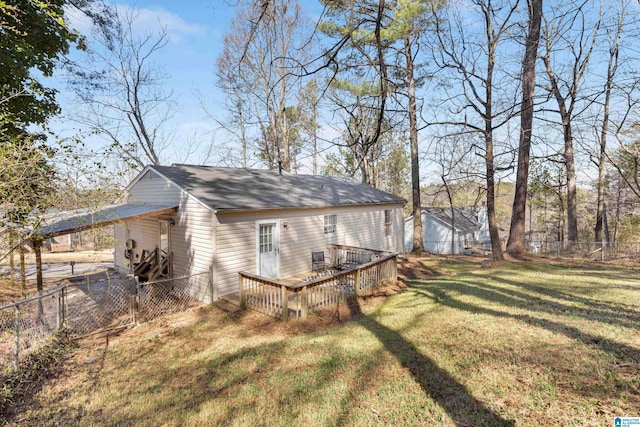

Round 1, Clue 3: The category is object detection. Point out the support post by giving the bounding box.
[354,269,361,297]
[238,274,246,309]
[281,286,289,321]
[392,255,398,283]
[56,288,62,329]
[301,286,308,319]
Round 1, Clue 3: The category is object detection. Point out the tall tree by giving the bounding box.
[506,0,543,255]
[70,8,175,169]
[217,0,307,172]
[538,0,601,245]
[320,0,434,251]
[431,0,521,261]
[593,0,638,245]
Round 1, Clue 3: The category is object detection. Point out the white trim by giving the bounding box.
[323,214,337,238]
[255,219,280,278]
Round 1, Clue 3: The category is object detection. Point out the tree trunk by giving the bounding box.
[406,37,423,252]
[595,21,619,246]
[35,241,43,292]
[507,0,543,255]
[565,126,579,243]
[486,143,503,260]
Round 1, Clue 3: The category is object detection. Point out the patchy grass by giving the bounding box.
[4,255,640,426]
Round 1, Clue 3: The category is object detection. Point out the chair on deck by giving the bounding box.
[311,251,326,273]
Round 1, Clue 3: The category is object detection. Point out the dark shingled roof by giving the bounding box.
[151,164,405,211]
[422,207,481,231]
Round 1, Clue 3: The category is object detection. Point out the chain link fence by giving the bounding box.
[1,270,212,373]
[532,241,640,262]
[137,272,211,323]
[0,286,65,373]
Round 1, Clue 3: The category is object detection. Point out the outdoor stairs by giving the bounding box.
[134,248,172,282]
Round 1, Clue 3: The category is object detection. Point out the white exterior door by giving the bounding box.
[257,221,280,278]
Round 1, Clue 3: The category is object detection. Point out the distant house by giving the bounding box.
[39,165,405,300]
[404,207,481,254]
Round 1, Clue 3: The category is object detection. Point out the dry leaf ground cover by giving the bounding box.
[4,255,639,426]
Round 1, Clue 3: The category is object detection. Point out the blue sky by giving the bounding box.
[52,0,328,170]
[54,1,249,166]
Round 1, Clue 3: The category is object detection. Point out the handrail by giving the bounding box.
[238,252,397,320]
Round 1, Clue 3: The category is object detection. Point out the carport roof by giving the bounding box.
[36,203,178,238]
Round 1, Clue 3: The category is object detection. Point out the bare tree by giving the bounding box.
[538,0,602,245]
[592,0,639,245]
[70,8,176,169]
[217,0,307,172]
[507,0,543,255]
[430,0,522,261]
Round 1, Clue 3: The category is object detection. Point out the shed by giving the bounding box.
[405,207,481,254]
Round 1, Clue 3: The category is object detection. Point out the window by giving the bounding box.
[324,214,337,237]
[259,224,273,253]
[384,209,392,236]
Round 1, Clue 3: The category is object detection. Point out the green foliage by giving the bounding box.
[0,0,82,128]
[0,130,56,227]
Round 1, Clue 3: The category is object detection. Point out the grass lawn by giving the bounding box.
[5,255,639,426]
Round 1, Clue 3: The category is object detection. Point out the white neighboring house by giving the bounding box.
[405,207,482,254]
[38,164,406,301]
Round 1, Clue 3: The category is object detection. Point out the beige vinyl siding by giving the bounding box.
[126,169,181,204]
[214,203,404,296]
[338,205,403,252]
[114,223,128,273]
[171,195,214,276]
[112,218,159,269]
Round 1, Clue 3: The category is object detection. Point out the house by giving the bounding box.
[404,206,481,254]
[40,165,405,301]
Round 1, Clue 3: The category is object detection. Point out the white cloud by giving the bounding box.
[115,5,206,42]
[65,4,206,44]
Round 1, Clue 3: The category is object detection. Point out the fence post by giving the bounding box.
[56,287,62,329]
[209,266,217,303]
[601,243,605,262]
[13,305,20,371]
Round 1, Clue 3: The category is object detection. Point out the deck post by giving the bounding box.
[353,269,360,297]
[301,286,308,319]
[238,274,246,309]
[281,286,289,321]
[392,255,398,283]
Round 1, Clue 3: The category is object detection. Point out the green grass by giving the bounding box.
[6,256,640,426]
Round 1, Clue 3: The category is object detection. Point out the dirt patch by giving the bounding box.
[21,250,114,265]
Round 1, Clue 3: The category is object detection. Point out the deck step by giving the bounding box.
[214,299,241,313]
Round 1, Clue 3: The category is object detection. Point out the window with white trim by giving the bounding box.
[324,214,337,237]
[384,209,392,236]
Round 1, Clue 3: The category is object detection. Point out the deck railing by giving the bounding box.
[238,252,397,321]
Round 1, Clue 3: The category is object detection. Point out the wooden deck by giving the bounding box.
[228,248,398,321]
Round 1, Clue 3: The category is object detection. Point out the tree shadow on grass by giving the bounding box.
[346,298,515,427]
[411,279,640,364]
[469,275,640,330]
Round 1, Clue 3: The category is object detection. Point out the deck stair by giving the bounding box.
[134,248,173,282]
